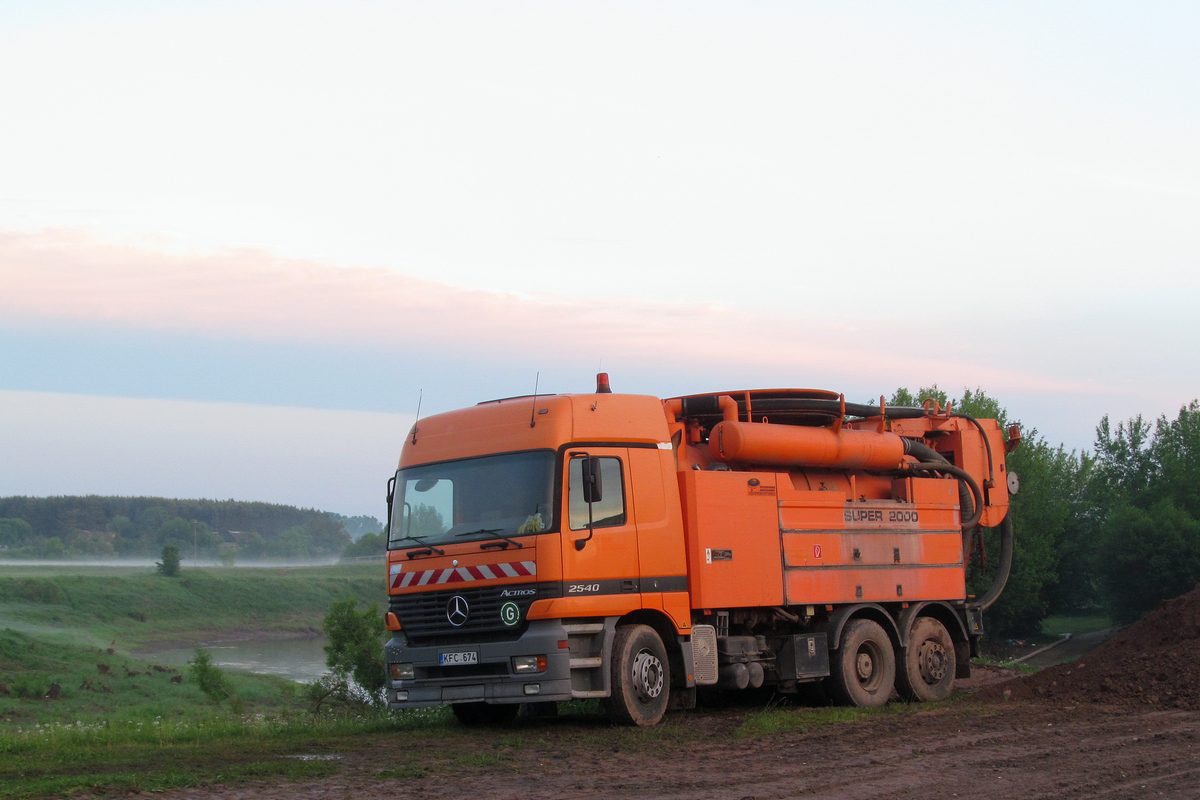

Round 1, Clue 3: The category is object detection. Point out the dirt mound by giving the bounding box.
[978,582,1200,709]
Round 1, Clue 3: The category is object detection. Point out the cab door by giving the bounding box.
[559,447,641,611]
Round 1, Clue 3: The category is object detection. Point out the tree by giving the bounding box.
[320,598,387,705]
[1086,401,1200,623]
[157,544,181,577]
[1097,500,1200,624]
[40,536,65,559]
[0,518,33,548]
[329,513,384,539]
[340,531,384,559]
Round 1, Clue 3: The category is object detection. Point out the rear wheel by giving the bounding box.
[451,701,520,726]
[605,624,670,726]
[827,619,895,707]
[896,617,955,702]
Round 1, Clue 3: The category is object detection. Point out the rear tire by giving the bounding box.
[827,619,895,708]
[896,617,955,702]
[451,702,520,726]
[605,624,670,726]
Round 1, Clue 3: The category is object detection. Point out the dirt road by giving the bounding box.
[151,697,1200,800]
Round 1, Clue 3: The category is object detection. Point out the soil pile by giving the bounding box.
[979,582,1200,709]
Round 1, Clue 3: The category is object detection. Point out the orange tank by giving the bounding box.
[708,420,906,470]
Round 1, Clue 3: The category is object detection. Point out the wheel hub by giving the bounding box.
[856,650,875,682]
[631,648,664,702]
[917,639,948,683]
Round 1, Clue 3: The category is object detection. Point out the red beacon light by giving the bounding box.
[596,372,612,393]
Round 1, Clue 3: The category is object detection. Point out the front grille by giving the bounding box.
[391,583,541,646]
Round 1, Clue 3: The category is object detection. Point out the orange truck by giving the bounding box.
[383,375,1018,725]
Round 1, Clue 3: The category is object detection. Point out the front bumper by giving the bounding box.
[385,619,575,708]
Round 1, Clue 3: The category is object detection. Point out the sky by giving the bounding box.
[1,1,1198,517]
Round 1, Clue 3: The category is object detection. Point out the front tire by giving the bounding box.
[827,619,895,708]
[605,624,670,726]
[451,702,520,726]
[896,617,955,702]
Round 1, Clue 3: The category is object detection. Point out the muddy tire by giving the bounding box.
[605,624,670,726]
[896,616,955,702]
[451,701,520,726]
[827,619,895,708]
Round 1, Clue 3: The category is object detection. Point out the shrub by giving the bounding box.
[188,648,233,704]
[157,545,181,577]
[319,598,387,707]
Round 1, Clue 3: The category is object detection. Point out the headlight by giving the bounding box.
[511,655,547,674]
[389,663,415,680]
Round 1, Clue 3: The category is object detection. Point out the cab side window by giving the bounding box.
[568,456,626,531]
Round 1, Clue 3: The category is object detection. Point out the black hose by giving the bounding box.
[970,512,1014,611]
[903,457,985,530]
[952,412,995,490]
[903,440,979,533]
[734,397,930,420]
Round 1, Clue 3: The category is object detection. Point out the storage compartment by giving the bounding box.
[678,470,784,610]
[776,632,830,680]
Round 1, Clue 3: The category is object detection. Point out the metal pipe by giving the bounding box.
[708,420,906,470]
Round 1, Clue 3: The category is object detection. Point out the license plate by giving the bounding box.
[439,650,479,666]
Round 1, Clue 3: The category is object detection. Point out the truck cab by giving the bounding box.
[384,389,691,725]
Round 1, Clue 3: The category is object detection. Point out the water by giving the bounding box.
[0,558,344,569]
[141,636,331,683]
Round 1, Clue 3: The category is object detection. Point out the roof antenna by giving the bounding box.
[411,389,422,444]
[529,372,540,428]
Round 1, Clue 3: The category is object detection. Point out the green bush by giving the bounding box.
[188,648,234,704]
[157,545,181,577]
[320,598,386,706]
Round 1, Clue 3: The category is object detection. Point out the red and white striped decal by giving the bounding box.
[389,560,536,590]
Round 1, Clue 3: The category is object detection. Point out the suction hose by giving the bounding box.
[970,512,1014,611]
[902,440,983,530]
[901,438,1012,610]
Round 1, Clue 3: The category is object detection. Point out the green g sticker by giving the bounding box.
[500,602,521,626]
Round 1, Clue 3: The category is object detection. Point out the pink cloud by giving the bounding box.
[0,228,1091,396]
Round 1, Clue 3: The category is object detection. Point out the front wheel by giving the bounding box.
[451,702,520,726]
[827,618,895,707]
[605,624,670,726]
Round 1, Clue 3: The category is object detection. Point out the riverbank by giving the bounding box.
[0,564,387,738]
[0,563,384,650]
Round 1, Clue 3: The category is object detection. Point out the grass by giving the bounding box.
[736,700,917,737]
[1040,614,1113,636]
[0,564,383,650]
[0,708,453,799]
[0,628,307,729]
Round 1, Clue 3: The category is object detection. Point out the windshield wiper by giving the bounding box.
[455,528,524,549]
[395,535,445,557]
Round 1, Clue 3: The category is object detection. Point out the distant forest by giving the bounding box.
[0,496,382,562]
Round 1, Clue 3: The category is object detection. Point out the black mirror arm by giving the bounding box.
[385,476,396,538]
[574,490,595,551]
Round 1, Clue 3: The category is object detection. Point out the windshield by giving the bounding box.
[388,450,556,549]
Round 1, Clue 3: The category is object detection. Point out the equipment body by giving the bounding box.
[384,379,1016,725]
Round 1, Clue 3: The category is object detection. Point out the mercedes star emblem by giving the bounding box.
[446,595,470,627]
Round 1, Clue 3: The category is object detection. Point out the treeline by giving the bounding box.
[0,496,380,562]
[889,386,1200,637]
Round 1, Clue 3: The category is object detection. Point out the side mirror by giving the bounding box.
[581,456,603,504]
[575,456,603,551]
[385,476,396,537]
